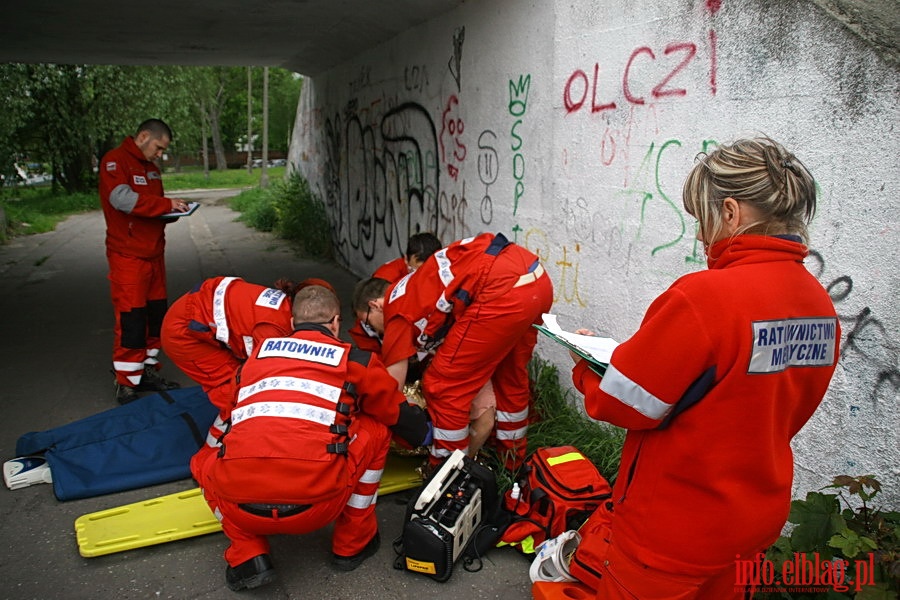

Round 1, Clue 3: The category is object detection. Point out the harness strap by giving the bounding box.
[485,232,511,256]
[327,442,349,455]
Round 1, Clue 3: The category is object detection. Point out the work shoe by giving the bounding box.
[225,554,276,591]
[115,383,140,405]
[332,531,380,571]
[135,367,181,392]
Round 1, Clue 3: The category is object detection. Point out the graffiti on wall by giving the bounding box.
[522,227,588,307]
[510,75,531,216]
[439,95,466,180]
[315,27,492,265]
[320,101,441,264]
[448,26,465,92]
[562,35,716,117]
[808,251,900,405]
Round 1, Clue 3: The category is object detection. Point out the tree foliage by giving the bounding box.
[0,64,302,193]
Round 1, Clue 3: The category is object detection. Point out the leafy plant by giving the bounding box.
[270,172,333,259]
[229,187,278,232]
[227,171,333,259]
[759,475,899,599]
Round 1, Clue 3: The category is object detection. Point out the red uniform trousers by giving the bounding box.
[572,510,749,599]
[196,413,391,567]
[161,290,239,476]
[161,291,241,413]
[423,256,553,471]
[108,250,168,386]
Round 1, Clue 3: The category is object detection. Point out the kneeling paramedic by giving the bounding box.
[193,285,432,591]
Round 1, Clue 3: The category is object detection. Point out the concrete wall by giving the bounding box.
[289,0,900,505]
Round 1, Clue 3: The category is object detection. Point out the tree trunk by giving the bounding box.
[199,99,210,180]
[246,67,253,173]
[207,81,228,170]
[261,67,270,189]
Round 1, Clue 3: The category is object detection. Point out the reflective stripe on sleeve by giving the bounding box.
[599,363,672,421]
[359,468,384,485]
[109,184,139,212]
[213,277,239,346]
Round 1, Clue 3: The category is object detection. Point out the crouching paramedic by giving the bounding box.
[193,285,431,591]
[357,232,553,472]
[161,276,311,480]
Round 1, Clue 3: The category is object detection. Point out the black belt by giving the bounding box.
[238,503,312,518]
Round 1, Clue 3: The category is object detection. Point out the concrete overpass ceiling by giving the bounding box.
[0,0,466,75]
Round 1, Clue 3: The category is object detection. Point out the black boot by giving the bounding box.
[225,554,276,591]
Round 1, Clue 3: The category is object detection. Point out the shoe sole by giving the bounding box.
[332,536,380,571]
[227,568,276,591]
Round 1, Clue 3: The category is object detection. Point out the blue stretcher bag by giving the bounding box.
[15,386,217,501]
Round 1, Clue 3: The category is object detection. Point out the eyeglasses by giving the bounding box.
[364,306,371,328]
[316,315,342,326]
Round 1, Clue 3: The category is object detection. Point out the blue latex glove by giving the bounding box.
[421,421,434,447]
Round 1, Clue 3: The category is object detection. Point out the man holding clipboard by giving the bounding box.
[99,118,192,404]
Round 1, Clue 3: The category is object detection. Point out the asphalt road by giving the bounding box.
[0,190,533,599]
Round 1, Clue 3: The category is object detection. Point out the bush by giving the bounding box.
[271,172,332,259]
[758,475,899,599]
[230,187,278,232]
[228,172,332,258]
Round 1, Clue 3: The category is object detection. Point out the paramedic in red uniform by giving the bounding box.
[99,119,188,404]
[357,233,553,472]
[348,232,442,353]
[161,276,336,480]
[567,137,840,599]
[193,285,430,591]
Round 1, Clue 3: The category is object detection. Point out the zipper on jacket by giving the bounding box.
[616,438,644,504]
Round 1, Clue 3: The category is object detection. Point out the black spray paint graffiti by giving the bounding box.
[808,250,900,404]
[322,102,441,264]
[476,130,498,225]
[448,26,465,92]
[321,100,490,265]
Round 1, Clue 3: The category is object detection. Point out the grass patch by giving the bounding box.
[0,188,98,237]
[229,187,278,232]
[0,167,286,241]
[484,355,626,491]
[163,166,286,191]
[228,171,333,259]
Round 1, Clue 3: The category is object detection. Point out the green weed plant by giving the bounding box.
[228,172,332,259]
[271,172,332,259]
[759,475,899,599]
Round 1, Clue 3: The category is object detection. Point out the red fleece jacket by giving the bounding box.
[573,235,840,575]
